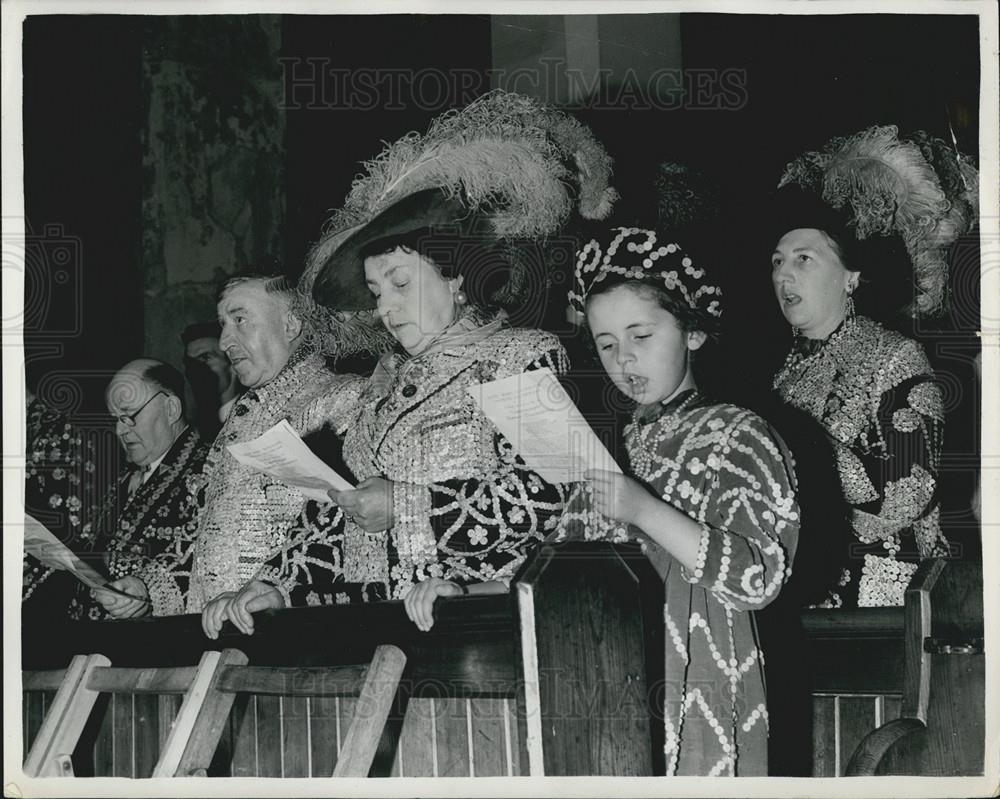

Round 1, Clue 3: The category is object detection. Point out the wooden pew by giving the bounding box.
[846,558,985,776]
[795,557,984,777]
[22,550,985,778]
[21,542,663,777]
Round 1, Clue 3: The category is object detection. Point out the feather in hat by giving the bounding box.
[779,125,978,316]
[302,90,619,295]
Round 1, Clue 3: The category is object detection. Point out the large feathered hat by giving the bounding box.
[775,124,978,317]
[300,90,619,322]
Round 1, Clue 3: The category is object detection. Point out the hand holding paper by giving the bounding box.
[468,368,622,483]
[24,515,108,589]
[226,419,354,503]
[23,515,150,604]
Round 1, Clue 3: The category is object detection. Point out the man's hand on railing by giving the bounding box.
[202,580,285,639]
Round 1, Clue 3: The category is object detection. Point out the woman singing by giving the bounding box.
[202,91,618,635]
[769,125,978,607]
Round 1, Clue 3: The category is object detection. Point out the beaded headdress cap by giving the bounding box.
[301,90,619,318]
[777,124,978,317]
[568,227,723,333]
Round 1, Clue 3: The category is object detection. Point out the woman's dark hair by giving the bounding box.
[785,226,915,319]
[359,226,511,309]
[813,228,855,271]
[768,186,917,321]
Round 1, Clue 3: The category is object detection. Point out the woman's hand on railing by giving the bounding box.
[202,580,284,639]
[403,578,464,632]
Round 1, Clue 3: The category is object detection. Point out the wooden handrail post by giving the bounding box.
[166,649,249,778]
[513,543,662,776]
[23,654,110,778]
[844,558,984,777]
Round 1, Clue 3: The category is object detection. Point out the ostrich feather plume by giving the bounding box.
[779,125,978,316]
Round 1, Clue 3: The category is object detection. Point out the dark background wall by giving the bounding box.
[23,15,145,420]
[21,12,981,553]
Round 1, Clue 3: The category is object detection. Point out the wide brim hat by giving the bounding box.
[299,90,620,325]
[312,189,484,311]
[765,185,858,254]
[775,125,978,317]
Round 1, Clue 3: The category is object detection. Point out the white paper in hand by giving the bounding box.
[24,514,110,590]
[468,367,622,483]
[226,419,354,503]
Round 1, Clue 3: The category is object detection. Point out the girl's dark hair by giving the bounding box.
[584,272,718,337]
[359,227,511,309]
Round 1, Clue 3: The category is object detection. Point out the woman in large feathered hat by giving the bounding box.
[768,125,978,608]
[203,90,619,634]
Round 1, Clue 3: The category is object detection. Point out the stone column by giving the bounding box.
[140,16,285,366]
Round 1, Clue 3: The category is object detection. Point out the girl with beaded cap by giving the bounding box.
[558,227,800,776]
[769,125,978,608]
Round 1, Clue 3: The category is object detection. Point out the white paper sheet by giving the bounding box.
[24,515,149,603]
[226,419,354,503]
[23,514,110,590]
[468,368,623,484]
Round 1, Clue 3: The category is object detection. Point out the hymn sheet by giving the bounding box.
[469,367,622,484]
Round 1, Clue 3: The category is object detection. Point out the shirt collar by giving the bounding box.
[136,424,188,481]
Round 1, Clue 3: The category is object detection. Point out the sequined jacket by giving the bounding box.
[69,425,210,620]
[773,315,947,607]
[23,398,98,620]
[258,318,569,605]
[165,346,364,614]
[554,391,799,775]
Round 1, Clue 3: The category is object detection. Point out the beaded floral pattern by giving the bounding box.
[69,426,209,620]
[773,315,948,608]
[23,399,98,616]
[179,346,365,613]
[259,320,569,605]
[555,391,799,776]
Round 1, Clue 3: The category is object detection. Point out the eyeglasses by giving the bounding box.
[112,391,166,428]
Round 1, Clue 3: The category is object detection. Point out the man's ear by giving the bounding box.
[845,269,862,294]
[284,310,303,342]
[686,330,708,352]
[165,393,184,425]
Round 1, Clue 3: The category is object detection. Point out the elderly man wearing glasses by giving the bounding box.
[86,359,210,619]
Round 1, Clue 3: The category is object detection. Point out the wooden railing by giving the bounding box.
[788,558,984,777]
[22,550,984,778]
[22,542,664,778]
